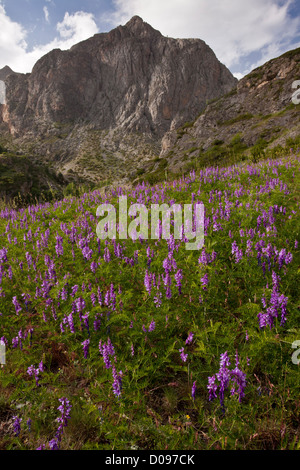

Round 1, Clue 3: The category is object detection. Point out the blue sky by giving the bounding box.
[0,0,299,78]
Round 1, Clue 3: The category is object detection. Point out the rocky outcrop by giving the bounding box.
[160,47,300,171]
[0,16,237,174]
[0,66,18,81]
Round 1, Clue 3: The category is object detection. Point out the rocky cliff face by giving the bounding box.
[0,16,237,182]
[160,47,300,173]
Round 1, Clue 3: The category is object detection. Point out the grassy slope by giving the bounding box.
[0,150,66,205]
[0,150,299,450]
[0,148,96,208]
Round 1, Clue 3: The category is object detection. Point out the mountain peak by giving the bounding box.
[126,15,144,25]
[1,15,237,176]
[124,15,161,36]
[0,65,16,81]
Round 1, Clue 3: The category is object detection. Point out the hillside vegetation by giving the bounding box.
[0,148,299,450]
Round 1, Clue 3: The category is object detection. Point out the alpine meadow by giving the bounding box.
[0,8,300,452]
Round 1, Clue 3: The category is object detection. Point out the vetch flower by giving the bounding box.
[27,361,44,387]
[112,366,123,397]
[100,338,116,369]
[191,381,197,401]
[12,296,22,315]
[55,397,72,445]
[186,332,194,345]
[144,269,152,294]
[81,339,90,359]
[67,312,75,333]
[48,438,59,450]
[12,416,22,437]
[231,241,243,263]
[153,289,162,308]
[174,269,183,294]
[179,347,188,362]
[200,273,209,290]
[258,271,289,328]
[207,351,247,410]
[71,285,79,297]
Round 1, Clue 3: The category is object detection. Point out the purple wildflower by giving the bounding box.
[200,273,209,290]
[12,296,22,315]
[48,438,59,450]
[144,269,152,294]
[55,235,64,257]
[71,285,79,297]
[146,246,153,267]
[174,269,183,294]
[75,297,86,315]
[55,397,72,443]
[207,375,218,401]
[103,246,111,262]
[82,246,93,260]
[67,312,75,333]
[100,339,115,369]
[148,320,156,332]
[258,271,288,328]
[81,339,90,359]
[153,289,162,308]
[231,241,243,263]
[191,381,197,401]
[112,366,122,397]
[27,361,44,387]
[12,416,22,437]
[186,332,194,345]
[179,347,188,362]
[207,351,247,410]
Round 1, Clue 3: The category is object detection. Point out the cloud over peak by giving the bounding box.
[107,0,300,74]
[0,6,99,73]
[0,0,299,76]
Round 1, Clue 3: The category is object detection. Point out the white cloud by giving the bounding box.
[107,0,300,70]
[0,0,299,76]
[43,6,50,24]
[56,11,98,40]
[233,73,244,80]
[249,38,300,72]
[0,7,99,73]
[0,5,28,70]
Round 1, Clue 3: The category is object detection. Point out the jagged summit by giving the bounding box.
[125,15,147,28]
[0,66,16,81]
[1,16,236,135]
[124,15,162,36]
